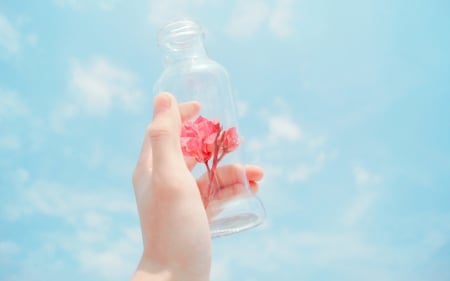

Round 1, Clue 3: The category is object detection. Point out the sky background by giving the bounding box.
[1,0,450,280]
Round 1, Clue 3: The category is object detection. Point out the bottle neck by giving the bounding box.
[158,19,208,66]
[161,38,207,65]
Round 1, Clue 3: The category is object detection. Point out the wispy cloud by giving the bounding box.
[0,240,20,264]
[340,165,382,226]
[353,165,382,186]
[288,151,328,183]
[268,0,295,38]
[243,97,333,221]
[340,190,377,226]
[51,57,146,130]
[148,0,208,26]
[0,89,29,120]
[2,179,140,280]
[71,225,141,280]
[226,0,295,38]
[213,229,383,280]
[236,99,248,118]
[211,258,231,281]
[247,106,330,185]
[0,89,30,154]
[247,114,303,151]
[214,218,450,280]
[0,14,38,60]
[70,57,145,115]
[0,14,20,55]
[3,180,135,221]
[226,0,269,37]
[268,115,302,142]
[0,134,21,150]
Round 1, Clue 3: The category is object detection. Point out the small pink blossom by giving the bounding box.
[221,127,239,153]
[180,115,241,207]
[181,116,220,162]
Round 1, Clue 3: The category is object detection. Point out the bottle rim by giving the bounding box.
[157,18,204,49]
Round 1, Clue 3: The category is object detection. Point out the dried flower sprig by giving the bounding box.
[181,116,239,206]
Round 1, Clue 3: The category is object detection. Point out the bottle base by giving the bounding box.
[210,212,264,238]
[208,196,266,238]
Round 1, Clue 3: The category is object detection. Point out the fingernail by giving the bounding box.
[153,93,172,117]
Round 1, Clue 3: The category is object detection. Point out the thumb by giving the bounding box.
[149,93,185,172]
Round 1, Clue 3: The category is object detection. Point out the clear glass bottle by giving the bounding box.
[154,19,266,237]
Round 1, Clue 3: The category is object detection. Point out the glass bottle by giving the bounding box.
[154,19,266,237]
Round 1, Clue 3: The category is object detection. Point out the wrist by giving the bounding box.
[131,257,171,281]
[132,256,210,281]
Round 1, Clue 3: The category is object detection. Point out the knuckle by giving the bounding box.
[147,122,171,140]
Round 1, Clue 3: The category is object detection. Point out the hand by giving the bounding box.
[131,93,263,281]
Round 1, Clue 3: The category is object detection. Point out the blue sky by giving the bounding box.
[1,0,449,280]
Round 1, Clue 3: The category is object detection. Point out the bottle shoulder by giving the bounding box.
[154,58,231,93]
[158,58,229,81]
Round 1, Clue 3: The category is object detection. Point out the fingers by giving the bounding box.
[147,93,187,173]
[179,101,201,122]
[197,165,263,202]
[214,180,259,201]
[135,96,201,173]
[197,164,264,189]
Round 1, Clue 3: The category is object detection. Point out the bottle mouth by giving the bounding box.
[158,19,204,50]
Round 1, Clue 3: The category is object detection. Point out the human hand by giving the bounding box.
[131,93,263,281]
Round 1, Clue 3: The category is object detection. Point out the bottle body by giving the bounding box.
[155,58,237,129]
[154,19,265,237]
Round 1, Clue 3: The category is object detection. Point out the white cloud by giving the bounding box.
[0,14,38,59]
[226,0,295,38]
[70,57,145,115]
[211,258,231,281]
[51,57,146,130]
[307,135,327,149]
[226,0,269,37]
[77,244,138,280]
[268,0,295,38]
[0,240,20,265]
[353,165,382,186]
[148,0,208,26]
[26,32,39,46]
[2,180,135,221]
[288,151,327,183]
[244,102,333,223]
[0,134,20,150]
[246,101,331,187]
[340,165,382,226]
[236,99,248,118]
[0,89,29,120]
[2,179,141,280]
[340,190,377,226]
[268,115,302,142]
[212,213,450,280]
[12,168,31,184]
[66,224,141,281]
[214,229,382,278]
[0,14,20,54]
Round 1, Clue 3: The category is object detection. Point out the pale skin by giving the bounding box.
[131,93,264,281]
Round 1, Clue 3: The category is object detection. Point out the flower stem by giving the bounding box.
[206,129,225,206]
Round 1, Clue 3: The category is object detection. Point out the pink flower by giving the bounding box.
[180,115,241,207]
[221,127,239,153]
[181,116,221,162]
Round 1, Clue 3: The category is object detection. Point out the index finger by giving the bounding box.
[135,101,201,172]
